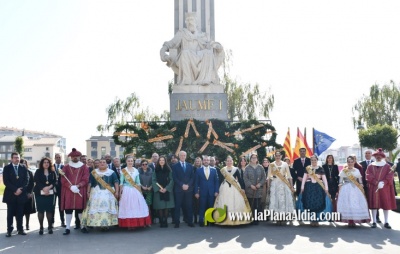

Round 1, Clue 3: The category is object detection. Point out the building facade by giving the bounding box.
[86,136,123,159]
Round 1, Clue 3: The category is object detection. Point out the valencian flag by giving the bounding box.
[313,128,336,156]
[283,128,293,163]
[293,128,313,160]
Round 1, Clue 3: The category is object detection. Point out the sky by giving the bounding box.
[1,0,400,155]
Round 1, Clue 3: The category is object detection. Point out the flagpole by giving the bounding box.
[312,127,315,155]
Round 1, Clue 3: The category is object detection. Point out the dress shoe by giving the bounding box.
[188,223,195,227]
[384,223,392,229]
[371,223,377,228]
[18,231,27,235]
[61,223,66,228]
[48,228,53,234]
[39,228,44,235]
[376,217,382,223]
[6,232,12,237]
[63,229,70,235]
[174,224,180,228]
[81,227,89,233]
[26,225,30,230]
[74,225,81,230]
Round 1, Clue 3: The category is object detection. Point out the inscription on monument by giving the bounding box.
[170,93,228,121]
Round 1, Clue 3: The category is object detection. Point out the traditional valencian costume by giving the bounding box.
[267,161,295,215]
[337,167,370,224]
[214,166,251,225]
[118,167,151,228]
[81,168,119,228]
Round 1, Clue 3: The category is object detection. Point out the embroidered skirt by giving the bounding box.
[337,182,370,223]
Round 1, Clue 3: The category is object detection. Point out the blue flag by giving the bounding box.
[313,129,336,156]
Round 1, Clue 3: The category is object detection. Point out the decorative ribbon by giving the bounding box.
[121,168,142,193]
[199,141,210,153]
[306,166,332,201]
[342,166,366,198]
[213,140,235,153]
[114,132,138,138]
[169,127,177,132]
[240,145,262,157]
[270,163,294,193]
[190,120,200,137]
[148,135,173,143]
[206,121,219,140]
[184,120,191,138]
[91,170,116,195]
[233,124,264,136]
[175,136,184,156]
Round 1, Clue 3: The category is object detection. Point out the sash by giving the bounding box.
[342,167,366,198]
[306,166,331,200]
[122,168,142,193]
[270,163,294,193]
[220,167,251,209]
[91,170,115,194]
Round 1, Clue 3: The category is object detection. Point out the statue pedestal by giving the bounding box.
[172,84,225,94]
[170,93,228,121]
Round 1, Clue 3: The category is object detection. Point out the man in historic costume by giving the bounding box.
[160,12,224,86]
[366,148,397,229]
[3,152,29,237]
[194,156,219,227]
[60,148,89,235]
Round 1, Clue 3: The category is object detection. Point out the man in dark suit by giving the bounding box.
[194,156,219,226]
[172,150,195,228]
[104,154,113,169]
[293,148,311,196]
[2,152,29,237]
[149,153,159,171]
[111,157,122,180]
[210,156,223,186]
[54,153,65,227]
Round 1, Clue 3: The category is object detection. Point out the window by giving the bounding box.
[101,147,106,156]
[0,145,6,152]
[25,157,32,161]
[0,154,6,159]
[110,150,116,157]
[45,152,50,158]
[24,148,32,152]
[46,147,49,151]
[91,151,98,158]
[91,141,97,148]
[6,145,13,152]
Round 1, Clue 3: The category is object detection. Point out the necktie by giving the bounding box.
[14,165,18,179]
[182,162,186,172]
[367,160,370,165]
[205,167,209,180]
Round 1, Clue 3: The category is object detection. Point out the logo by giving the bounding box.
[204,205,227,225]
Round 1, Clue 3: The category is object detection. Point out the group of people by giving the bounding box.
[2,146,397,237]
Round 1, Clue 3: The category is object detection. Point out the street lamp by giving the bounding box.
[357,123,365,161]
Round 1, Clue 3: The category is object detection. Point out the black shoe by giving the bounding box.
[174,224,180,228]
[376,217,382,223]
[6,232,12,237]
[18,231,27,235]
[384,223,391,229]
[48,228,53,234]
[199,223,204,227]
[61,223,66,228]
[371,223,377,228]
[81,228,89,233]
[63,229,70,235]
[39,228,44,235]
[26,225,30,230]
[188,223,195,227]
[74,225,81,230]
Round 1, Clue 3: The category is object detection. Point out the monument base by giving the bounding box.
[170,93,228,121]
[172,84,225,94]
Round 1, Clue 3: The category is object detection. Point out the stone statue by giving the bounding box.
[160,12,225,86]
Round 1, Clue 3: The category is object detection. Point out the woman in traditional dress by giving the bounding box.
[81,158,119,232]
[284,157,296,186]
[300,154,331,227]
[268,152,295,225]
[20,159,36,231]
[152,156,174,228]
[215,156,251,226]
[118,156,151,229]
[33,157,57,235]
[337,156,370,227]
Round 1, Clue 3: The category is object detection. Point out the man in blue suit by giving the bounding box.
[172,150,195,228]
[194,156,219,226]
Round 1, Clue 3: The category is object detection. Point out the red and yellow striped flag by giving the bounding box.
[283,128,293,163]
[293,127,313,160]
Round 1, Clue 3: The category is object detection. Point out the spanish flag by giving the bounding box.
[293,127,313,160]
[283,128,293,163]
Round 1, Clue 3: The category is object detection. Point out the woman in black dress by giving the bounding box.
[322,155,339,202]
[20,159,36,230]
[34,157,57,235]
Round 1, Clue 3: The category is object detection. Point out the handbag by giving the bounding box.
[41,189,54,195]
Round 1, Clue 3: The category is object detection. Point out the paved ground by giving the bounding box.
[0,200,399,254]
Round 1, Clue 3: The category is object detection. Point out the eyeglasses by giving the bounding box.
[142,164,148,166]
